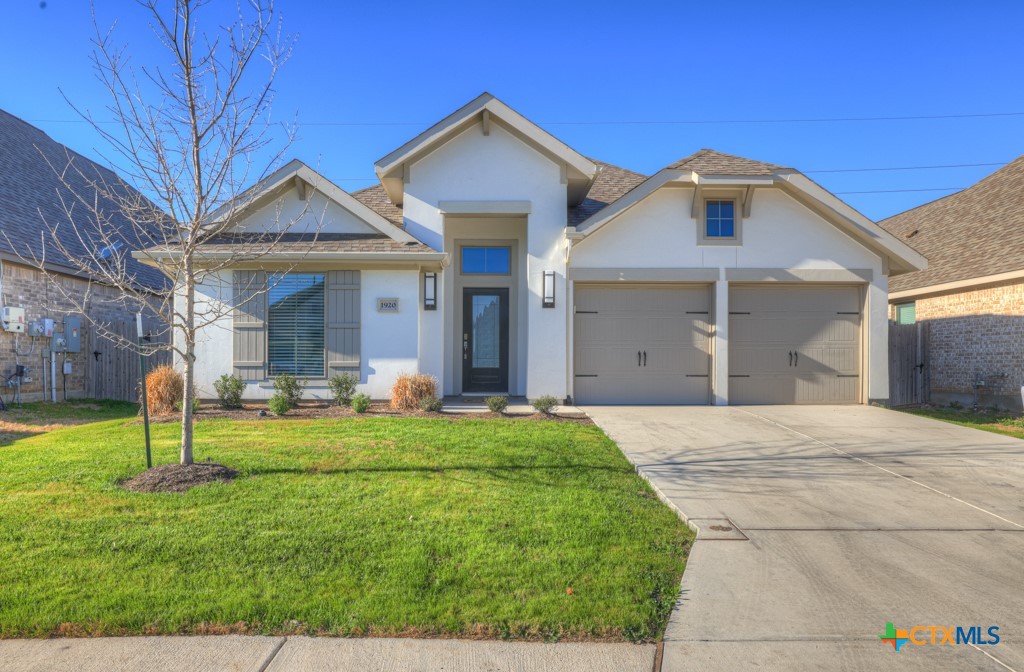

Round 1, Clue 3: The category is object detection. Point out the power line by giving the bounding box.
[834,187,965,195]
[805,162,1005,173]
[26,110,1024,127]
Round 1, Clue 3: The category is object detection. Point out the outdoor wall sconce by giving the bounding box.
[542,270,556,308]
[423,272,437,310]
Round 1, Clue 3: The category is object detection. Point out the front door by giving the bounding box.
[462,288,509,393]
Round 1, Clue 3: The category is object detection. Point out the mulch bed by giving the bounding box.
[144,402,593,425]
[121,462,238,493]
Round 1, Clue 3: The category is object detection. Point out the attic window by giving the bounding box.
[697,197,743,245]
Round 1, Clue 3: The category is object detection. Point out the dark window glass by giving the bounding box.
[705,200,736,239]
[461,247,511,274]
[267,273,325,377]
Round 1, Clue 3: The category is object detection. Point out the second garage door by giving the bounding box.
[574,285,711,404]
[729,285,861,404]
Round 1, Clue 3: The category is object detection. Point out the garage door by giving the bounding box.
[729,285,861,404]
[574,285,711,404]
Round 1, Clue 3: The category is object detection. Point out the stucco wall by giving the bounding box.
[570,186,889,403]
[403,121,569,398]
[906,280,1024,409]
[230,189,379,235]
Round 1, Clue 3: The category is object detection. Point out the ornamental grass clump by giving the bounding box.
[390,373,438,411]
[145,365,183,415]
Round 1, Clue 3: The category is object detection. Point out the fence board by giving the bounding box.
[888,321,929,406]
[88,320,171,402]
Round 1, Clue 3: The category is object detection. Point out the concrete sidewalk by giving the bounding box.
[0,636,656,672]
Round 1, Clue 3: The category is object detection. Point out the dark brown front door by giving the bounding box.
[462,288,509,393]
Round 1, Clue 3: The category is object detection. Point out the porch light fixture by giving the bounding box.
[542,270,556,308]
[423,272,437,310]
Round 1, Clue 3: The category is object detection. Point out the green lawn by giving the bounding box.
[0,405,691,641]
[898,406,1024,441]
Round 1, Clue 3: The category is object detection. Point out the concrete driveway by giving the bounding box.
[586,405,1024,672]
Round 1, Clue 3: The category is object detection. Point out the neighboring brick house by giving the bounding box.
[879,156,1024,409]
[0,109,167,403]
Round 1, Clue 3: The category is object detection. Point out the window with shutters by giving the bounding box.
[267,273,325,377]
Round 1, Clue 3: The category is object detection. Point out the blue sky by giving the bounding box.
[3,0,1023,221]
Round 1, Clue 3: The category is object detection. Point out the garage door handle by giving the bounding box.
[643,351,647,367]
[638,350,642,367]
[788,351,793,366]
[794,351,798,366]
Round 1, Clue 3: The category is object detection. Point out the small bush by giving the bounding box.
[351,393,371,414]
[175,397,201,414]
[213,374,245,409]
[145,364,183,415]
[391,373,438,411]
[419,396,444,413]
[531,395,559,415]
[949,400,963,410]
[328,372,359,407]
[273,373,305,408]
[485,395,509,414]
[268,393,292,416]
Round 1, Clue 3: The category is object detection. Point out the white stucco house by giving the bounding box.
[140,93,926,405]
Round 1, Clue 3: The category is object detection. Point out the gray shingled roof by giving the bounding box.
[0,109,167,291]
[878,156,1024,293]
[173,232,433,255]
[668,148,786,175]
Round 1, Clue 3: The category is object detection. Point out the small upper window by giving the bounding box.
[896,302,916,325]
[705,200,736,238]
[461,247,511,275]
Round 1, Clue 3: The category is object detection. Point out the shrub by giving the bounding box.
[144,364,182,415]
[268,393,291,416]
[213,373,245,409]
[273,373,305,408]
[328,372,359,407]
[175,396,202,414]
[949,400,963,410]
[485,395,509,414]
[419,396,444,413]
[391,373,438,411]
[351,393,371,414]
[531,395,559,415]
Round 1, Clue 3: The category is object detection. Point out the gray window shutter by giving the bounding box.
[233,270,268,381]
[327,270,360,377]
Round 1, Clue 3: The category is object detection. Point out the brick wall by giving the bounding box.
[898,279,1024,409]
[0,260,144,402]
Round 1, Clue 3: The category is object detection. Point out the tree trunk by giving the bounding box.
[180,269,195,466]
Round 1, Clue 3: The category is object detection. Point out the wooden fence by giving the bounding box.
[88,320,172,402]
[888,321,930,406]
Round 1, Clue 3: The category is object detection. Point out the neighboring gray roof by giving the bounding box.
[668,148,786,175]
[165,232,433,255]
[879,156,1024,293]
[0,108,167,291]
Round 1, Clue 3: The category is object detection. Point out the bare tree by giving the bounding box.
[15,0,312,466]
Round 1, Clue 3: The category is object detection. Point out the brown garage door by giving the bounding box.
[729,285,861,404]
[573,284,711,404]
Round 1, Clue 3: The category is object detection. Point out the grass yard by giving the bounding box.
[898,406,1024,441]
[0,402,691,641]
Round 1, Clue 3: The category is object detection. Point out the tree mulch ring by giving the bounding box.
[121,462,238,494]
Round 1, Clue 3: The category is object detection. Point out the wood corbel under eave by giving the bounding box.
[743,185,755,218]
[481,109,491,136]
[690,184,703,219]
[294,176,309,201]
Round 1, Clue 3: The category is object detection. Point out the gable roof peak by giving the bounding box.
[667,148,788,176]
